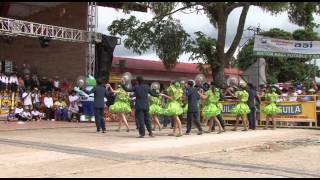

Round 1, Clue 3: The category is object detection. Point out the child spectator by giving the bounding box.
[31,108,43,121]
[14,104,24,120]
[20,108,32,121]
[43,92,54,121]
[6,108,16,123]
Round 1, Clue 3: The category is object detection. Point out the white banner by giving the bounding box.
[253,35,320,58]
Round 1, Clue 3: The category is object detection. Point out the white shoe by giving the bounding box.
[51,119,55,121]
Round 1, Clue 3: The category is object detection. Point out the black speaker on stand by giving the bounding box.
[95,35,119,82]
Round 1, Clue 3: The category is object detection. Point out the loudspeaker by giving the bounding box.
[95,35,118,82]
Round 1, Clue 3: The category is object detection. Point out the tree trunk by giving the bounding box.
[214,8,227,87]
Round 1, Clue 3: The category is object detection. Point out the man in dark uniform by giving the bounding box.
[185,80,203,135]
[247,83,260,130]
[77,78,112,133]
[122,76,158,138]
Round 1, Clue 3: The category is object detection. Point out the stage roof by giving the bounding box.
[0,2,147,18]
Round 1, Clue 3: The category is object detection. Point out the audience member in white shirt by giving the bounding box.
[20,108,32,121]
[22,88,33,109]
[31,109,44,121]
[9,73,19,92]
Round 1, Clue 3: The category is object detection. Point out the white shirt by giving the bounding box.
[44,97,54,108]
[31,110,41,116]
[9,76,18,84]
[22,92,32,106]
[0,76,9,84]
[54,80,60,88]
[68,95,79,103]
[14,107,23,114]
[288,93,298,101]
[21,111,31,118]
[31,93,40,103]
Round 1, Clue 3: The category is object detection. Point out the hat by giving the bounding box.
[34,88,38,91]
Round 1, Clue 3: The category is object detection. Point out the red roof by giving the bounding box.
[112,56,242,75]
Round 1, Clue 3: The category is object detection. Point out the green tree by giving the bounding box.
[108,2,320,86]
[236,28,320,84]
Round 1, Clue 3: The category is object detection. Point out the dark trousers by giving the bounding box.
[45,108,53,120]
[136,109,152,136]
[212,114,225,131]
[186,111,203,133]
[247,107,256,129]
[94,108,106,131]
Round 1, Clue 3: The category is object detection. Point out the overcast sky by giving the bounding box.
[97,5,320,63]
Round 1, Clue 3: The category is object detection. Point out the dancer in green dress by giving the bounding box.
[160,81,184,137]
[262,87,281,130]
[199,83,223,134]
[231,84,250,131]
[108,84,131,132]
[149,88,163,131]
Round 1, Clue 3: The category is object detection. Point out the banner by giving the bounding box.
[260,101,316,122]
[253,35,320,58]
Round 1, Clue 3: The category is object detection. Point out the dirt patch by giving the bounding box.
[250,138,320,152]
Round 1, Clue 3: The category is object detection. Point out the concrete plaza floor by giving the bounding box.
[0,121,320,178]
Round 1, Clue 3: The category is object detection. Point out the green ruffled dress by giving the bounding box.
[149,96,163,116]
[230,90,250,116]
[163,84,184,116]
[262,92,281,116]
[109,87,131,113]
[202,89,222,119]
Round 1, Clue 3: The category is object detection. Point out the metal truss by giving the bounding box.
[0,16,102,43]
[86,2,99,76]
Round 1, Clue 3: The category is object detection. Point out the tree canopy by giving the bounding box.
[107,2,320,85]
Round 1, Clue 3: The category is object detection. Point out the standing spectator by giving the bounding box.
[53,76,60,91]
[31,88,41,109]
[22,88,33,110]
[288,87,298,101]
[61,78,70,93]
[31,73,40,89]
[0,73,9,91]
[0,72,4,92]
[18,75,25,94]
[24,74,32,90]
[22,63,31,76]
[247,83,260,130]
[9,72,19,93]
[43,92,54,121]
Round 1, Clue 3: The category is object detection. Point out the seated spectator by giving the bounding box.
[14,104,24,120]
[20,108,32,121]
[54,98,68,121]
[68,102,80,122]
[31,108,44,121]
[7,108,16,122]
[288,87,298,101]
[278,88,288,102]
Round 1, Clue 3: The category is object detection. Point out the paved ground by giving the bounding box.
[0,121,320,178]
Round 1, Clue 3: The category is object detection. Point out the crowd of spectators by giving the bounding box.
[3,64,81,123]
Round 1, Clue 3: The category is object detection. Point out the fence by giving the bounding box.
[221,95,319,128]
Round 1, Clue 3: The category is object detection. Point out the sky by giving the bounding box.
[97,4,320,63]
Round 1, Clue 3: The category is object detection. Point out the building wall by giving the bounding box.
[0,3,88,82]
